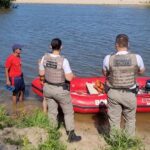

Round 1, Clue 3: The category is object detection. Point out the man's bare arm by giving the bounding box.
[5,68,11,85]
[102,69,108,77]
[65,73,75,81]
[138,68,145,75]
[39,70,45,76]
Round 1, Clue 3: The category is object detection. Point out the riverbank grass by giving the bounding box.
[16,109,66,150]
[105,129,144,150]
[0,106,66,150]
[0,106,15,129]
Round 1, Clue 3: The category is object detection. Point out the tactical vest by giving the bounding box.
[43,53,65,84]
[107,53,138,89]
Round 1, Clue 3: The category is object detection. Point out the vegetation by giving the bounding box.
[0,106,15,129]
[0,106,66,150]
[16,109,66,150]
[105,129,145,150]
[0,106,145,150]
[15,109,51,129]
[0,0,13,9]
[4,137,24,146]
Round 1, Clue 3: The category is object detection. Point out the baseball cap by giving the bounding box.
[12,44,23,51]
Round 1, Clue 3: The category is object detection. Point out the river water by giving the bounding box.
[0,4,150,144]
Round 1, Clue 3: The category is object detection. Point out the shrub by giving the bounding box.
[105,129,145,150]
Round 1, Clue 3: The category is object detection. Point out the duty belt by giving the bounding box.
[110,87,139,94]
[45,80,65,86]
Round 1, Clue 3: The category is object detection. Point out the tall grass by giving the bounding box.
[105,129,145,150]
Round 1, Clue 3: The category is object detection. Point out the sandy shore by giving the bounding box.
[14,0,150,5]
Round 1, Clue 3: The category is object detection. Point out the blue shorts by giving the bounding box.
[10,76,25,95]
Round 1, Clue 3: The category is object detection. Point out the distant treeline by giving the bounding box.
[0,0,13,8]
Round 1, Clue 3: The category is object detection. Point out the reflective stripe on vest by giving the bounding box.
[107,53,138,89]
[43,54,65,84]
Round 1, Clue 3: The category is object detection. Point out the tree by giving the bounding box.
[0,0,13,9]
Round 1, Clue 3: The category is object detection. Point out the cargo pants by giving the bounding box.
[43,83,74,131]
[107,88,137,136]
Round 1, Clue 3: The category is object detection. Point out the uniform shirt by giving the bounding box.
[39,53,72,74]
[5,54,22,77]
[103,51,145,89]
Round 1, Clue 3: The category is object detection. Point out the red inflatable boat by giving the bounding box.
[31,76,150,113]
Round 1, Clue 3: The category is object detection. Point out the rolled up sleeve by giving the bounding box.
[103,55,110,71]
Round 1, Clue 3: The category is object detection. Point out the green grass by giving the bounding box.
[4,137,24,146]
[16,109,66,150]
[16,109,51,129]
[105,129,145,150]
[0,106,15,129]
[15,109,66,150]
[0,106,66,150]
[0,106,7,121]
[4,136,36,150]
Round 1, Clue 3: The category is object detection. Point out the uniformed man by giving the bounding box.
[39,38,81,142]
[102,34,145,136]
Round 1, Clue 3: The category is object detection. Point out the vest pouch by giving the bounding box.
[62,83,70,91]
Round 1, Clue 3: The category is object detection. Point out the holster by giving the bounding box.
[130,86,139,94]
[104,84,110,93]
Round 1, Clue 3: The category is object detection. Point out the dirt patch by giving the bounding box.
[0,127,48,150]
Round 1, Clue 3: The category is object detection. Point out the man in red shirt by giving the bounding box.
[5,44,25,104]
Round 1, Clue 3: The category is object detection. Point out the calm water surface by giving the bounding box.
[0,4,150,140]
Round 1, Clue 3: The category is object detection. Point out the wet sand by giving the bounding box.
[14,0,150,5]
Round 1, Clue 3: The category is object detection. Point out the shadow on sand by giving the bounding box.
[93,106,110,137]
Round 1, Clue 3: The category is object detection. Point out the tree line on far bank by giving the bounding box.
[0,0,13,9]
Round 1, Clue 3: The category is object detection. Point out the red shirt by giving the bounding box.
[5,54,22,77]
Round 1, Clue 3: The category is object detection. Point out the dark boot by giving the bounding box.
[67,130,81,143]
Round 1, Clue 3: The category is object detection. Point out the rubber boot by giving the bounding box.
[67,130,81,143]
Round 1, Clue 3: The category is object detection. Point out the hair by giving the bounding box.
[51,38,62,50]
[115,34,129,48]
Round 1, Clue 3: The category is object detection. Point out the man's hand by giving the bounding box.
[39,75,45,85]
[40,81,45,85]
[6,79,11,86]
